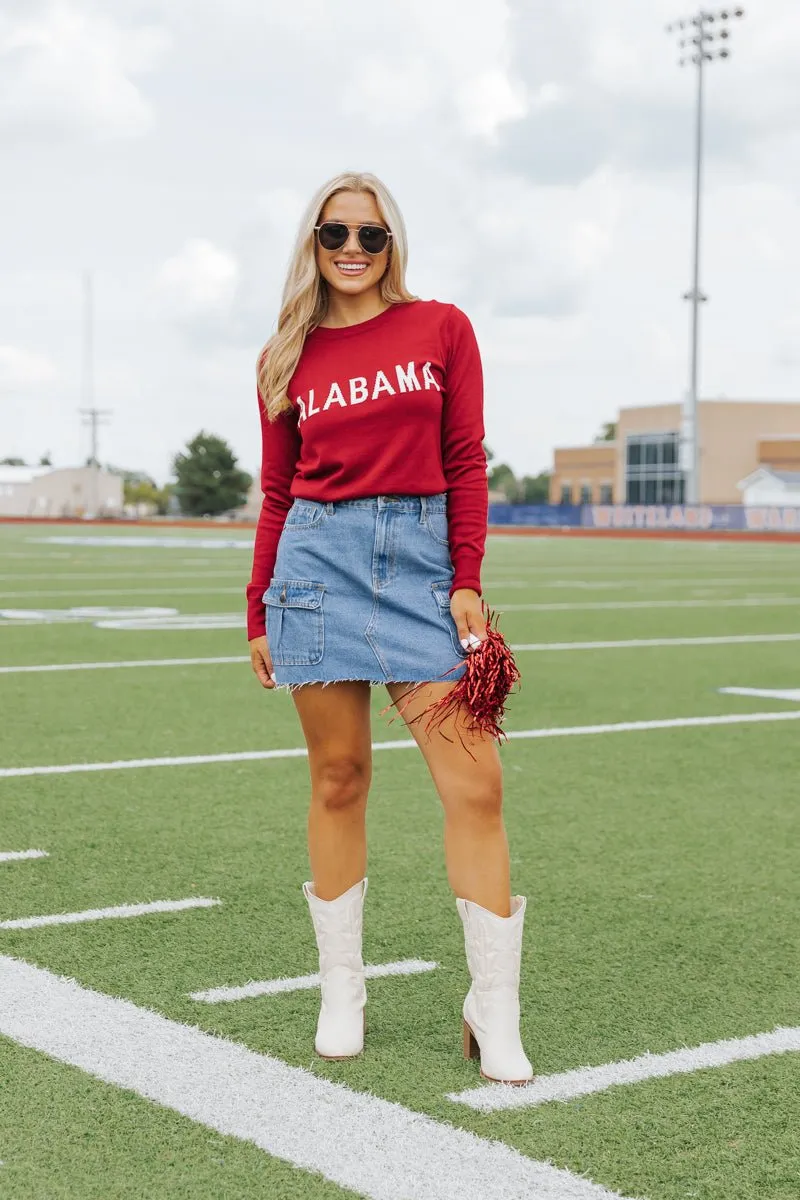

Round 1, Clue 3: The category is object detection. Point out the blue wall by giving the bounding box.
[488,504,800,533]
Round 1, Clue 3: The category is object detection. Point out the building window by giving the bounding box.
[625,432,685,504]
[599,483,613,504]
[560,484,573,505]
[579,484,592,504]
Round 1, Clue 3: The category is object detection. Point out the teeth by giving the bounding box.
[336,263,368,272]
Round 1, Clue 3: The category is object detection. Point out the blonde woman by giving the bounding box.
[247,172,532,1085]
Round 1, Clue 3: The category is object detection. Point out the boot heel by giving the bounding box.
[462,1019,480,1061]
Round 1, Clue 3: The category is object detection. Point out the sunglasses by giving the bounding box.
[314,222,392,255]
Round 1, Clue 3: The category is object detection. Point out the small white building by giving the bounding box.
[737,467,800,507]
[0,465,123,518]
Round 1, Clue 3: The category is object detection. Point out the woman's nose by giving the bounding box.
[343,228,362,252]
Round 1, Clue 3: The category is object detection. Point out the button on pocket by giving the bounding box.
[264,579,325,666]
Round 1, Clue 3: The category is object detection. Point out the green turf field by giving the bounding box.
[1,522,798,1200]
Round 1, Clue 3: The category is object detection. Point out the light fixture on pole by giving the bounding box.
[665,6,745,504]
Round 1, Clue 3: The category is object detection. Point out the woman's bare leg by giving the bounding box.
[384,680,510,916]
[292,681,373,900]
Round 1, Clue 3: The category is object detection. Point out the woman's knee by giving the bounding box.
[440,763,504,824]
[312,757,371,813]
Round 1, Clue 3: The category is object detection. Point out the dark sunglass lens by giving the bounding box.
[358,225,389,254]
[318,223,349,250]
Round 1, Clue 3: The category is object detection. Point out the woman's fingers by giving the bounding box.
[249,637,277,688]
[451,590,487,652]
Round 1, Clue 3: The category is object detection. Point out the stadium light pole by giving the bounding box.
[666,6,745,504]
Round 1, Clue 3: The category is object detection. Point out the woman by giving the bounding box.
[247,171,532,1085]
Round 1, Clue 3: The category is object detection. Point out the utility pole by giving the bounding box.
[78,273,111,516]
[666,6,745,504]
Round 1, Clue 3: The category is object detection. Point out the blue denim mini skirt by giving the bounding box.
[263,493,468,690]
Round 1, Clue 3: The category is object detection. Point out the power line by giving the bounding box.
[665,6,746,504]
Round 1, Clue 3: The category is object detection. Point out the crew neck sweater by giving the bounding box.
[246,298,487,641]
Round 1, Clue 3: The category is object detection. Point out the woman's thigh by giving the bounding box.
[383,680,502,802]
[291,681,374,784]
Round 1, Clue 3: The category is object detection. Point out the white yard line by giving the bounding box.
[719,686,800,702]
[0,897,220,931]
[0,956,633,1200]
[502,597,800,612]
[0,587,243,598]
[191,959,438,1003]
[513,632,800,652]
[5,631,800,676]
[0,656,249,675]
[0,849,48,863]
[0,571,245,582]
[3,710,800,780]
[448,1026,800,1113]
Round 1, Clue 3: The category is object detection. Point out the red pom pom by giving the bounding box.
[380,602,521,760]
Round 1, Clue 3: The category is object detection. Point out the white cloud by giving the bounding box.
[157,239,240,315]
[0,3,167,140]
[0,345,57,390]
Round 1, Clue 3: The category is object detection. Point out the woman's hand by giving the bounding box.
[450,588,487,652]
[249,635,277,689]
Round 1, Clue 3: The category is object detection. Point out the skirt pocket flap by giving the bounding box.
[264,579,325,610]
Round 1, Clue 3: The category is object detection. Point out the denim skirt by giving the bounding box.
[263,493,469,690]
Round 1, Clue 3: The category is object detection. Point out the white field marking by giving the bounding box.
[0,849,48,863]
[0,587,243,598]
[32,536,254,549]
[0,606,177,626]
[0,656,250,675]
[719,686,800,702]
[448,1025,800,1113]
[0,570,248,582]
[6,632,800,676]
[501,597,800,612]
[4,710,800,780]
[0,957,634,1200]
[95,613,245,630]
[191,959,439,1003]
[0,897,220,931]
[513,632,800,652]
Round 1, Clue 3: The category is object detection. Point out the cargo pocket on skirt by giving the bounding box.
[431,581,468,661]
[264,579,325,666]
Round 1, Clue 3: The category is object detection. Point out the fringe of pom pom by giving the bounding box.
[380,602,521,760]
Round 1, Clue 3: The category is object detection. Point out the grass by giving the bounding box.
[1,523,799,1199]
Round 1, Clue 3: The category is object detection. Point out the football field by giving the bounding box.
[1,522,799,1200]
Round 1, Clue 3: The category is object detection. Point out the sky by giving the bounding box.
[1,0,799,485]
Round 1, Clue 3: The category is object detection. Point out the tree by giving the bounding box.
[172,431,251,517]
[519,472,551,504]
[1,456,26,466]
[39,453,52,466]
[123,476,172,516]
[487,462,521,502]
[594,421,617,443]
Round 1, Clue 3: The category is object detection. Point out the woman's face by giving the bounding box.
[315,190,390,297]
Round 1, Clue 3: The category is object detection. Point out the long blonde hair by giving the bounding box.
[257,172,418,420]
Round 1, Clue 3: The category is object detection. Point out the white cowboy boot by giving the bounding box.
[456,894,533,1085]
[303,877,367,1059]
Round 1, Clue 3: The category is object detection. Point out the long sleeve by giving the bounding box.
[245,389,301,640]
[440,305,488,596]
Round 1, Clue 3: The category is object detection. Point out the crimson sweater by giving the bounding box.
[246,298,487,640]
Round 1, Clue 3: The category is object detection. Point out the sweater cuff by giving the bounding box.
[246,584,267,641]
[450,570,482,598]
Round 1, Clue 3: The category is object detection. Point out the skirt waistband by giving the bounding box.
[294,493,447,515]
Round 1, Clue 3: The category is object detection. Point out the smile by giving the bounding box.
[334,262,369,275]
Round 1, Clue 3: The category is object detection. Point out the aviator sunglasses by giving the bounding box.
[314,221,393,255]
